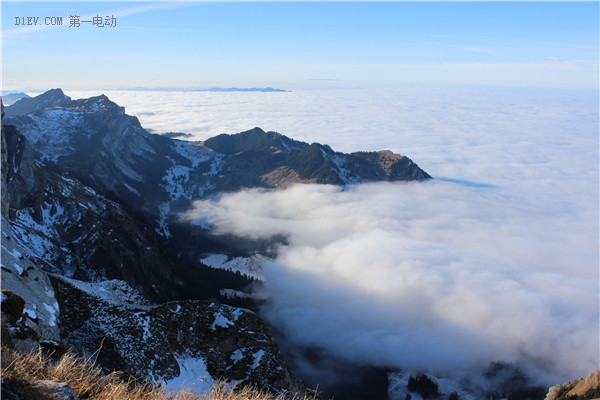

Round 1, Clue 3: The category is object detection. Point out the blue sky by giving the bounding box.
[2,1,599,90]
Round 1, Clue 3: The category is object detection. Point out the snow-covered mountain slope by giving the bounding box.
[3,88,431,309]
[4,89,430,239]
[1,103,306,396]
[201,253,266,281]
[1,214,61,353]
[1,123,181,301]
[50,273,304,395]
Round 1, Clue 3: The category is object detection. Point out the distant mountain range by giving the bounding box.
[122,86,290,92]
[1,91,30,106]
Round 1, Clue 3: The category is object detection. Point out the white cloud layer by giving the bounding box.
[187,179,597,382]
[172,84,598,387]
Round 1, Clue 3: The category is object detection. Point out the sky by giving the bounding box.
[2,1,599,90]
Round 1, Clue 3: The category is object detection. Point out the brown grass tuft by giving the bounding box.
[1,347,320,400]
[1,346,164,399]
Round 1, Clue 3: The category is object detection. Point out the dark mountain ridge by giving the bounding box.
[1,88,431,397]
[3,89,431,303]
[1,102,304,395]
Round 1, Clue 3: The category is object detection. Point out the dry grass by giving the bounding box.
[0,347,318,400]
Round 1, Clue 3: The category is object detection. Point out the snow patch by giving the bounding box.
[201,254,265,280]
[13,263,24,275]
[163,165,192,201]
[211,312,234,330]
[230,349,244,363]
[163,355,216,396]
[173,140,212,168]
[332,154,359,185]
[123,182,141,196]
[43,302,59,327]
[203,154,224,177]
[251,349,265,369]
[135,312,152,341]
[22,109,82,162]
[23,307,37,320]
[155,202,172,238]
[59,277,152,308]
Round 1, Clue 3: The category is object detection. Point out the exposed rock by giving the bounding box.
[260,166,318,187]
[0,122,206,303]
[50,274,304,395]
[545,370,600,400]
[31,381,79,400]
[1,215,61,352]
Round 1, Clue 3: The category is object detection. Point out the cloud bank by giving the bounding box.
[186,180,597,384]
[175,85,598,389]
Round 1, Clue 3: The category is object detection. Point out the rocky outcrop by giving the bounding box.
[0,240,61,353]
[0,123,185,302]
[545,370,600,400]
[204,128,431,188]
[50,274,304,394]
[1,120,306,396]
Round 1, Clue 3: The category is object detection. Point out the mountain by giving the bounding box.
[1,89,432,397]
[51,274,304,394]
[3,89,431,300]
[4,89,430,217]
[1,109,304,396]
[1,91,31,106]
[3,88,68,117]
[2,122,173,298]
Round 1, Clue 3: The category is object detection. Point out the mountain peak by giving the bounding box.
[4,88,71,117]
[203,127,303,155]
[75,94,125,114]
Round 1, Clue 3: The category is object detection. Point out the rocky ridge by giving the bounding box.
[3,89,430,237]
[545,370,600,400]
[3,88,431,305]
[1,101,302,395]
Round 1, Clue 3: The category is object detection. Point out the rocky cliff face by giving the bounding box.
[51,274,303,394]
[1,122,180,302]
[545,370,600,400]
[1,214,61,354]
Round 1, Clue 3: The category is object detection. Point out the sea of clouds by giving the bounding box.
[73,84,599,387]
